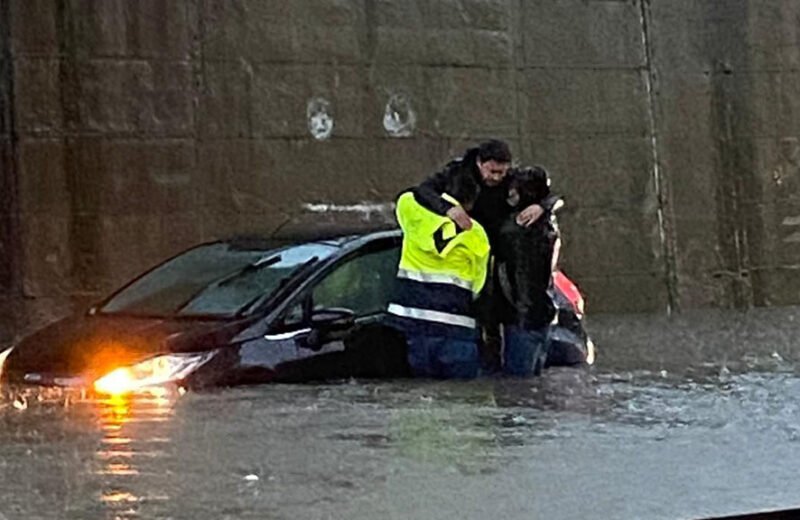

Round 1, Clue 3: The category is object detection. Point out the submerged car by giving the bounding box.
[0,230,592,394]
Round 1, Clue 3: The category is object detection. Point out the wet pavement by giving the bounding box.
[3,306,800,519]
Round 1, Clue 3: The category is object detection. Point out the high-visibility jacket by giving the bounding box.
[388,192,490,329]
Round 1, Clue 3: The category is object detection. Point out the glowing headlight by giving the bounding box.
[94,351,215,395]
[0,346,13,381]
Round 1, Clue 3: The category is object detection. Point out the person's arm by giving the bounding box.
[412,167,473,230]
[516,194,564,227]
[412,169,453,216]
[541,194,563,213]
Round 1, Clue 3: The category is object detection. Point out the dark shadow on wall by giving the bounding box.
[0,0,21,295]
[706,0,765,309]
[55,0,103,292]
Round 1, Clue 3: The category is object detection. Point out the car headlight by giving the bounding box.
[94,351,215,395]
[0,346,13,381]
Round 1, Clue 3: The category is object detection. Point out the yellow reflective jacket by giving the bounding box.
[395,192,490,295]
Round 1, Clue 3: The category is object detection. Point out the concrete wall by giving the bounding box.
[650,1,800,311]
[3,0,800,315]
[1,0,19,293]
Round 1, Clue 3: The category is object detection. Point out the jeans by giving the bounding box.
[503,325,548,377]
[406,333,480,379]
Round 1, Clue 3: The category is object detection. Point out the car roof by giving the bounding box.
[328,229,401,250]
[221,228,401,253]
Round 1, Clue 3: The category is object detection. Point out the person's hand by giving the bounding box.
[516,203,544,227]
[446,206,473,230]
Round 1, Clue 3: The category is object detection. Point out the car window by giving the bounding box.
[100,242,338,318]
[312,246,400,316]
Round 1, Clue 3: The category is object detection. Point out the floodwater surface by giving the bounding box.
[2,310,800,520]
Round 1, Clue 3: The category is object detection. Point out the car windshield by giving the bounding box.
[99,242,337,318]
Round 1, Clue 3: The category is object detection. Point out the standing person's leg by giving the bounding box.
[475,261,502,374]
[406,333,438,377]
[435,333,480,379]
[503,325,548,377]
[393,317,437,378]
[532,326,550,376]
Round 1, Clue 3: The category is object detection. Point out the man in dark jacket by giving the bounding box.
[413,140,546,244]
[412,140,552,372]
[495,166,560,376]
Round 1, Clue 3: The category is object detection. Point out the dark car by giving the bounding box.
[0,230,591,395]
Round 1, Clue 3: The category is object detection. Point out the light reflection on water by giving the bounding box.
[93,391,176,517]
[0,359,799,519]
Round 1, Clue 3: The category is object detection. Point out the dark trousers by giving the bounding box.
[393,317,479,379]
[475,261,503,373]
[503,324,549,377]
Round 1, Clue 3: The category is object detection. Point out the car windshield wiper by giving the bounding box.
[171,254,283,315]
[234,256,320,317]
[216,254,282,287]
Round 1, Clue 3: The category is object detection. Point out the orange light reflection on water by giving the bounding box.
[93,389,177,513]
[96,394,134,478]
[100,491,139,503]
[102,394,131,422]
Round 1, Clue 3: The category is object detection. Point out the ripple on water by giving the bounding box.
[1,357,800,519]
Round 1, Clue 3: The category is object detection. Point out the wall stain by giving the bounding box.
[706,0,765,309]
[57,0,103,291]
[638,0,678,313]
[0,0,20,294]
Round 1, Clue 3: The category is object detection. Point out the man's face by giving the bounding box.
[477,159,510,187]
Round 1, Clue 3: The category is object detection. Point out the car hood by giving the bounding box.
[6,313,253,382]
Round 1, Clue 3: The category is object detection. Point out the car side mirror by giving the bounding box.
[311,307,355,331]
[301,308,356,351]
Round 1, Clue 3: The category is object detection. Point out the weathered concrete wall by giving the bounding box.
[649,0,800,310]
[0,0,19,294]
[4,0,800,316]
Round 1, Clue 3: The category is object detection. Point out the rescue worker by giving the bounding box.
[388,173,490,378]
[494,166,560,376]
[411,139,553,372]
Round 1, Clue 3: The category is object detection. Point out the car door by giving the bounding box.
[259,240,403,382]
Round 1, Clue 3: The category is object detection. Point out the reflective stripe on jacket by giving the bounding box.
[389,192,490,329]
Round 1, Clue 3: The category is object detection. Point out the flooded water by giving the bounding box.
[3,308,800,520]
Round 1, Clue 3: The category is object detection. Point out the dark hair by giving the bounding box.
[476,139,512,164]
[446,169,481,208]
[510,166,550,207]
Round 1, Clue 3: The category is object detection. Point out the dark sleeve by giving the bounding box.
[511,226,554,310]
[540,194,563,214]
[411,168,456,216]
